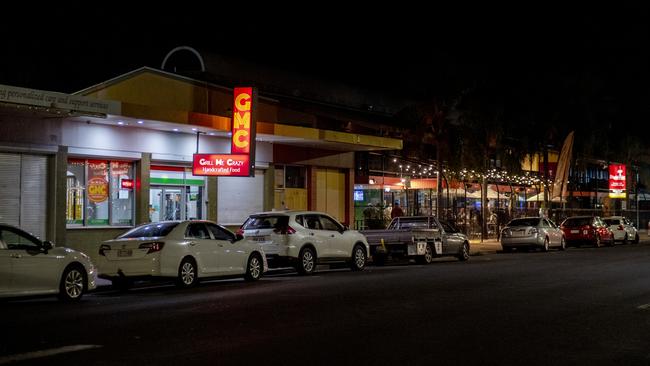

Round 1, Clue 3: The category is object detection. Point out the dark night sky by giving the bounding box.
[1,5,648,107]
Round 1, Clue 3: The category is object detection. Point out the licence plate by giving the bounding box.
[250,236,266,242]
[117,249,132,257]
[570,230,579,234]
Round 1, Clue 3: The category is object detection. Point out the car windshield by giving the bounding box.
[508,218,540,227]
[603,219,620,226]
[243,215,289,230]
[117,222,180,239]
[562,218,592,227]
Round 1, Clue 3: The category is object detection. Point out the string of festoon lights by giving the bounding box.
[390,158,553,188]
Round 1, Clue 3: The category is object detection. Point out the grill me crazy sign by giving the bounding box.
[193,87,257,177]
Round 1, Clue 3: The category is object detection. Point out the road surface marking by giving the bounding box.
[637,303,650,310]
[0,345,102,364]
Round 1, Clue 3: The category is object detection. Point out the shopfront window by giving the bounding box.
[110,161,134,226]
[66,159,134,227]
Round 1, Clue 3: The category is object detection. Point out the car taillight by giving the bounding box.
[274,225,296,235]
[618,225,624,230]
[99,244,111,256]
[139,241,165,254]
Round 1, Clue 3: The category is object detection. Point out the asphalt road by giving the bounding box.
[2,239,650,366]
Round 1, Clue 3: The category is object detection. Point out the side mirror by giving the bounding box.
[42,241,54,251]
[235,233,244,242]
[341,224,349,233]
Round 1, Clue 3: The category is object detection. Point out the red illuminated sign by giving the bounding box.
[232,87,254,155]
[609,164,626,198]
[121,179,134,189]
[192,154,251,177]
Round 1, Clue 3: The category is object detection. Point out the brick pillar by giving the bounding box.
[48,145,67,244]
[207,176,218,222]
[135,153,151,225]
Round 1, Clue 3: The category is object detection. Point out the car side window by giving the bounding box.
[320,215,342,231]
[439,220,453,233]
[206,223,233,241]
[295,215,304,227]
[2,229,40,250]
[186,223,211,239]
[304,215,322,230]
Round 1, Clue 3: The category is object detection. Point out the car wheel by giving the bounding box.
[559,237,566,251]
[350,244,367,271]
[542,237,549,252]
[58,265,86,301]
[622,234,628,245]
[244,253,263,281]
[458,242,470,261]
[416,243,434,264]
[594,235,601,248]
[634,233,640,244]
[176,258,198,288]
[297,247,316,275]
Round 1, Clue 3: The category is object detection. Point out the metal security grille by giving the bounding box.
[0,153,47,239]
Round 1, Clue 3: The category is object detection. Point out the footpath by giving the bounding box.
[469,239,502,255]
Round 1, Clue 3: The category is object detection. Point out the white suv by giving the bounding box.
[603,216,639,244]
[239,211,369,274]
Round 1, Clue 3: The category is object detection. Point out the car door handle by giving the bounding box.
[11,254,22,258]
[330,234,335,238]
[310,233,314,236]
[218,243,224,247]
[189,241,197,246]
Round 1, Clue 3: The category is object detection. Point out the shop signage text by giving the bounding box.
[121,179,134,189]
[0,83,120,115]
[609,164,626,198]
[88,177,109,203]
[192,154,250,177]
[231,87,255,155]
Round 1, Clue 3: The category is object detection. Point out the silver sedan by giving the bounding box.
[500,217,566,252]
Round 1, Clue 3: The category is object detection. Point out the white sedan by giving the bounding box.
[0,224,97,301]
[96,221,267,289]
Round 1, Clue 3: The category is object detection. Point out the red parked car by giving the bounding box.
[560,216,614,247]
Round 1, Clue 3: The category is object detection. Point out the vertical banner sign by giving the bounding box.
[231,87,256,176]
[192,87,257,177]
[609,164,626,198]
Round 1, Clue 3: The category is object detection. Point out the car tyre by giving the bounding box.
[297,247,316,275]
[244,253,263,281]
[457,242,470,261]
[58,265,86,302]
[350,244,367,271]
[176,257,198,288]
[416,243,434,264]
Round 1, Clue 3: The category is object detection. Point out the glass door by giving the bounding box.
[150,186,186,222]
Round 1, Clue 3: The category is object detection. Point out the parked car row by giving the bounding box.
[1,211,640,302]
[500,215,639,251]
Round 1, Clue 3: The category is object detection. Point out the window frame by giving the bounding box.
[66,159,135,228]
